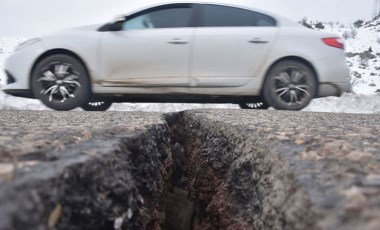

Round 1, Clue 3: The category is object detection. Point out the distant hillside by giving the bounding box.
[301,16,380,94]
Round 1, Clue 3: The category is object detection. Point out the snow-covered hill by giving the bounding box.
[312,17,380,95]
[0,17,379,113]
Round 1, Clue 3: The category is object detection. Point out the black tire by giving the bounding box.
[239,101,269,110]
[31,54,91,111]
[263,60,317,111]
[81,100,113,111]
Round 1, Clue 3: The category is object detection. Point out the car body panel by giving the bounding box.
[2,1,350,106]
[99,28,193,87]
[41,25,102,82]
[191,27,279,87]
[3,42,45,91]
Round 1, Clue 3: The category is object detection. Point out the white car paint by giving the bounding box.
[100,28,193,87]
[191,27,278,87]
[2,1,350,110]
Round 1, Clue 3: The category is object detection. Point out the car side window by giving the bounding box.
[200,5,255,27]
[199,4,277,28]
[254,12,277,27]
[122,6,193,30]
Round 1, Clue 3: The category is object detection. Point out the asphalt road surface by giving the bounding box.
[0,110,379,230]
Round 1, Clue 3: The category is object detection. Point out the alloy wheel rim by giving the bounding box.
[272,67,312,106]
[37,62,81,103]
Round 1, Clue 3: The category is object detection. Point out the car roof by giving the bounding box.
[128,1,274,17]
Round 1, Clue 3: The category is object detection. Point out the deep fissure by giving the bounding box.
[162,112,248,230]
[0,111,318,230]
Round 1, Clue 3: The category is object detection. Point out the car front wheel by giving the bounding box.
[239,101,269,110]
[263,60,317,111]
[31,54,91,111]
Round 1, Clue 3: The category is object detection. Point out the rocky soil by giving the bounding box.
[0,110,380,230]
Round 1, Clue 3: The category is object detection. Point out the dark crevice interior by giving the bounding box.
[163,112,239,230]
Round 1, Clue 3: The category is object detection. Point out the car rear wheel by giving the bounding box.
[239,100,269,110]
[31,54,91,111]
[81,99,113,111]
[263,60,317,111]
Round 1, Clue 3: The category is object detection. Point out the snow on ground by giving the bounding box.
[317,18,380,95]
[0,90,240,111]
[304,93,380,114]
[1,17,379,114]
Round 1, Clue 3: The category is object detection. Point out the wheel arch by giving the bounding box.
[30,49,92,90]
[260,56,319,96]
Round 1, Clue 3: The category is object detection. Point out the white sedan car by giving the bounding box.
[3,2,350,111]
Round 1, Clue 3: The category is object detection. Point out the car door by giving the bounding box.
[99,4,194,87]
[191,4,279,87]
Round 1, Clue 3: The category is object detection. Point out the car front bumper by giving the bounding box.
[2,42,45,98]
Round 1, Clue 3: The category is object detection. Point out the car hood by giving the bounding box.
[43,24,103,37]
[64,24,103,32]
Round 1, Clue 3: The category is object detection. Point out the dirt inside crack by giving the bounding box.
[163,112,248,230]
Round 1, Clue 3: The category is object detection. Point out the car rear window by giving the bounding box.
[200,4,276,27]
[254,12,277,26]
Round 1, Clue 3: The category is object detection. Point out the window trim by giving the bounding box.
[97,3,278,32]
[252,11,277,27]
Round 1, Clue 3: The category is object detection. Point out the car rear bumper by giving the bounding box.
[317,82,350,97]
[311,54,351,97]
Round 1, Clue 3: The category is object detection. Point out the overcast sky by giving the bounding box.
[0,0,374,37]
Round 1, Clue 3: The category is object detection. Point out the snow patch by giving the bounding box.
[317,18,380,95]
[303,93,380,114]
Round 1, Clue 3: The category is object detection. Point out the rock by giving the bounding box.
[342,187,367,212]
[363,174,380,187]
[360,51,377,59]
[0,163,15,181]
[345,151,373,161]
[369,83,377,87]
[352,71,362,78]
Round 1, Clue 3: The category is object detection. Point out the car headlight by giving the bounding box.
[15,38,41,51]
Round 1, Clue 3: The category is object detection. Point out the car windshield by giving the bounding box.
[122,7,192,30]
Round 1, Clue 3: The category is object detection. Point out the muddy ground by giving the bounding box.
[0,110,379,230]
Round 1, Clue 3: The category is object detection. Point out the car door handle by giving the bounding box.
[249,39,269,44]
[168,39,189,45]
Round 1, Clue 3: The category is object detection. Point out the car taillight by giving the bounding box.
[322,37,345,50]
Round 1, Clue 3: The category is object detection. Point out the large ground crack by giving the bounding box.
[0,111,317,230]
[163,112,316,230]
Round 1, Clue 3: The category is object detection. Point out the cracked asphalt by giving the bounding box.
[0,109,379,230]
